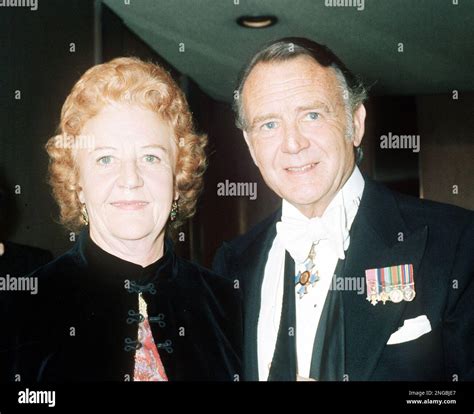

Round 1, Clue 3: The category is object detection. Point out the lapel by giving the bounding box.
[267,251,297,380]
[342,177,428,380]
[230,209,281,381]
[309,258,347,380]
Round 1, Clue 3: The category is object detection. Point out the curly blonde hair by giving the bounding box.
[45,57,207,232]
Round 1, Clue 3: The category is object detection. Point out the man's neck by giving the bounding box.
[292,166,356,219]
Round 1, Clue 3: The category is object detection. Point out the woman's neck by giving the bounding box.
[89,228,164,268]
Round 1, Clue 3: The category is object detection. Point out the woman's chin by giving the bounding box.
[107,224,159,242]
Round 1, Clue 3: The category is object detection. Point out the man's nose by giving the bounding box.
[281,123,310,154]
[117,160,144,190]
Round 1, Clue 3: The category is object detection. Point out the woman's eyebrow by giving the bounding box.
[140,144,167,151]
[141,144,168,152]
[92,146,117,152]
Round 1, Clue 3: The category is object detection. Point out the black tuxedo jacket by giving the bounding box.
[213,177,474,381]
[1,231,242,382]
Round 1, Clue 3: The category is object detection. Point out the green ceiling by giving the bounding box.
[102,0,474,102]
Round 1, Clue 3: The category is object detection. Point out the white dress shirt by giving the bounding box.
[257,167,365,380]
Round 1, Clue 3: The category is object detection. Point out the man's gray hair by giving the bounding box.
[233,37,368,163]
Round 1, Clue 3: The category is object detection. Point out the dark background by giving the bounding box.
[0,0,473,267]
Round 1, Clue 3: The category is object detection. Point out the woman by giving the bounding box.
[3,57,241,381]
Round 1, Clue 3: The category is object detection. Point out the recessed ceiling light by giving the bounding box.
[236,15,278,29]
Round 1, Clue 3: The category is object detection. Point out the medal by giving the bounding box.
[295,269,320,298]
[389,288,403,303]
[380,291,390,304]
[365,264,415,305]
[403,285,416,301]
[295,243,320,298]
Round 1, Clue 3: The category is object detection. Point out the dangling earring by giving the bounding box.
[170,200,179,222]
[81,204,89,226]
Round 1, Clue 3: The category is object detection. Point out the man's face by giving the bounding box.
[242,55,365,217]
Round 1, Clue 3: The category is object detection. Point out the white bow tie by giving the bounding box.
[276,205,350,264]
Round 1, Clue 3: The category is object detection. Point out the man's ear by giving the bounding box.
[243,130,258,166]
[352,104,366,148]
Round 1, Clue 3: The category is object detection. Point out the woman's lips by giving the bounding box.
[110,201,149,210]
[285,162,318,175]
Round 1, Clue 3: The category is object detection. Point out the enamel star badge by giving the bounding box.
[294,244,320,298]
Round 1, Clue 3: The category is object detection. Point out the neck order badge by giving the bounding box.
[294,243,320,298]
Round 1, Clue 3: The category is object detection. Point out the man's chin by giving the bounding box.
[281,192,329,217]
[282,192,325,207]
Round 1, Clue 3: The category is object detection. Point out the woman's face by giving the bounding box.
[75,103,177,243]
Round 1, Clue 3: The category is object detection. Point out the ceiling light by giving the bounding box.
[236,15,278,29]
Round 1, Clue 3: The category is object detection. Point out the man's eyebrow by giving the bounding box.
[296,101,331,113]
[250,113,281,129]
[249,101,332,128]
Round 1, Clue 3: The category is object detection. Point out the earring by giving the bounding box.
[170,200,178,222]
[81,204,89,226]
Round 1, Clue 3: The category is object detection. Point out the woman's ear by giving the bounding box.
[77,183,85,204]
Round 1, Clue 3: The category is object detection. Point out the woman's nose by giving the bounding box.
[117,160,144,190]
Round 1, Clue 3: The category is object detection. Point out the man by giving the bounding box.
[213,38,474,381]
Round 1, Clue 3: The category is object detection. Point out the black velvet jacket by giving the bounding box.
[1,230,242,382]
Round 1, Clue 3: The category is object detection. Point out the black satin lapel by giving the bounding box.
[309,258,346,381]
[231,221,278,381]
[267,251,297,381]
[342,215,428,380]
